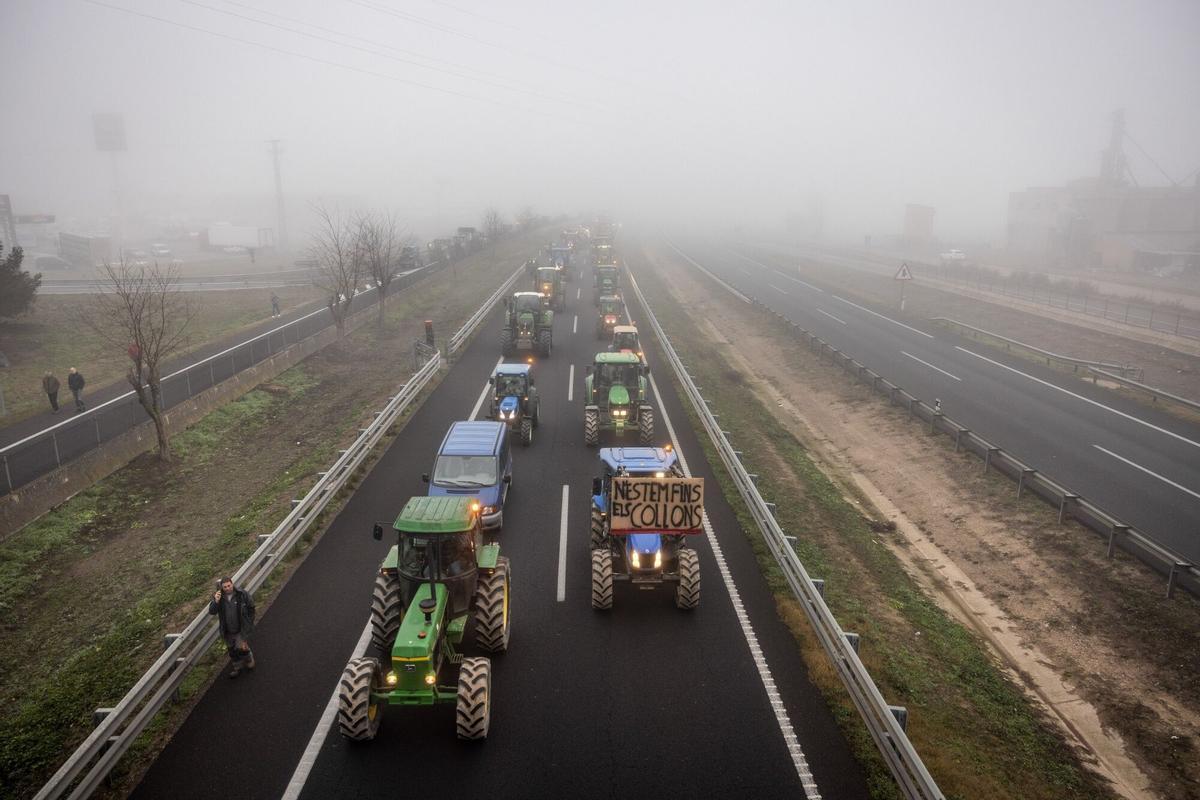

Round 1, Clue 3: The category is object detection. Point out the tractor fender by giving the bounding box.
[478,542,501,570]
[380,544,399,571]
[584,404,600,412]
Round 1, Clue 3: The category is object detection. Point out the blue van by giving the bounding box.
[424,421,512,531]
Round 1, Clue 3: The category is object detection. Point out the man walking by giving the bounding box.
[42,372,61,413]
[270,293,281,318]
[67,367,86,412]
[209,577,256,678]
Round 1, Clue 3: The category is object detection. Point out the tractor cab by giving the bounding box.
[535,266,564,310]
[609,325,643,361]
[588,352,645,408]
[594,264,620,299]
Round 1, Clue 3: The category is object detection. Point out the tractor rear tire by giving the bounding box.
[591,548,613,610]
[538,329,552,358]
[676,548,700,610]
[337,657,383,741]
[456,657,492,740]
[638,407,655,445]
[589,506,608,549]
[475,556,511,653]
[584,408,599,447]
[370,572,401,653]
[499,328,513,357]
[520,416,533,446]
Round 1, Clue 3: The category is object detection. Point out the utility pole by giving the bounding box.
[268,139,288,252]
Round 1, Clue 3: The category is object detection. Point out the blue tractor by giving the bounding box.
[487,362,540,446]
[588,446,700,610]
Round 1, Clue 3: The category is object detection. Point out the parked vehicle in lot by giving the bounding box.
[424,421,512,531]
[151,243,172,258]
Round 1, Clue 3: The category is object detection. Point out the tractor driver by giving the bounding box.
[497,374,525,398]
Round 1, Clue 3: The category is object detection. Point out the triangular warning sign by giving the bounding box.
[894,262,913,281]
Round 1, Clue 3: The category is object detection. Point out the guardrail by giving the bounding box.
[750,298,1198,599]
[625,269,946,800]
[1087,367,1200,414]
[1,263,440,496]
[34,350,443,800]
[933,317,1144,379]
[447,264,524,357]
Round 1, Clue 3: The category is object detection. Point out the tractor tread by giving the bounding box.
[520,417,533,446]
[456,657,492,740]
[370,572,401,653]
[584,409,599,447]
[337,657,382,741]
[638,407,655,445]
[591,548,613,610]
[589,507,608,549]
[475,557,511,653]
[676,548,700,610]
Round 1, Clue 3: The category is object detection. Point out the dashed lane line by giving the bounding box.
[1093,445,1200,501]
[815,309,846,325]
[556,484,570,601]
[901,351,962,382]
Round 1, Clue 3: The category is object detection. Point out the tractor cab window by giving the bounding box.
[399,532,475,579]
[514,295,541,313]
[442,531,476,578]
[596,362,639,387]
[496,374,525,397]
[432,455,498,487]
[399,535,433,578]
[613,332,638,351]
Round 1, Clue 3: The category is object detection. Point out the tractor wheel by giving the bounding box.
[584,408,599,447]
[590,548,613,610]
[676,548,700,610]
[499,328,513,356]
[369,571,401,652]
[638,407,655,445]
[520,416,533,446]
[589,506,608,549]
[538,329,552,358]
[475,556,511,653]
[337,657,383,741]
[456,657,492,740]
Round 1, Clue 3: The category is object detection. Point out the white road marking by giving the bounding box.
[816,309,846,325]
[282,618,373,799]
[576,287,580,300]
[725,248,825,293]
[568,364,575,402]
[956,346,1200,451]
[469,357,503,420]
[901,351,962,382]
[768,283,789,296]
[647,372,821,798]
[666,240,752,304]
[1093,445,1200,501]
[557,484,570,601]
[573,314,578,334]
[832,295,933,338]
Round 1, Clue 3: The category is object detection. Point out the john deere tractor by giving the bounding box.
[487,362,539,445]
[534,266,565,311]
[588,447,700,610]
[339,496,511,742]
[595,295,624,340]
[594,264,620,302]
[584,351,653,446]
[500,292,553,357]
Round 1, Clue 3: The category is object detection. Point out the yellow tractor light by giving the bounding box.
[470,501,481,513]
[655,471,665,478]
[424,673,436,686]
[631,550,640,568]
[654,550,662,569]
[386,671,398,686]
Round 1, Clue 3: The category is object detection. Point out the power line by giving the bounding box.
[1124,130,1177,186]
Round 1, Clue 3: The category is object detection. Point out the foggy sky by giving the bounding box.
[2,0,1198,243]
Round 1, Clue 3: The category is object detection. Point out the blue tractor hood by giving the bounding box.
[628,532,662,554]
[498,395,520,416]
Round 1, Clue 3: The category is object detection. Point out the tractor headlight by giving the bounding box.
[424,673,436,686]
[655,471,665,478]
[386,671,398,686]
[631,550,640,568]
[482,505,495,515]
[654,549,662,569]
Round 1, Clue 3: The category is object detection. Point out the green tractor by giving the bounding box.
[583,351,654,446]
[595,294,624,340]
[534,266,566,311]
[500,292,553,357]
[594,264,620,302]
[339,496,511,742]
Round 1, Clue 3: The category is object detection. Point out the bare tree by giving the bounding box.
[356,210,407,327]
[482,207,505,265]
[309,202,364,337]
[83,259,195,462]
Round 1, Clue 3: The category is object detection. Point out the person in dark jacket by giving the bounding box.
[42,372,61,413]
[67,367,86,412]
[209,577,257,677]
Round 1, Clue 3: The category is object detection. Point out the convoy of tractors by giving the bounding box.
[336,220,702,745]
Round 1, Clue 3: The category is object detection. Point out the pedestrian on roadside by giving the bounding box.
[67,367,86,412]
[209,577,257,678]
[270,293,280,318]
[42,371,61,414]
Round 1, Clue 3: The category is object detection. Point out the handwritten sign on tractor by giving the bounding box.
[610,477,705,534]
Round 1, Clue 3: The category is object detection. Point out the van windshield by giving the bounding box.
[433,455,498,487]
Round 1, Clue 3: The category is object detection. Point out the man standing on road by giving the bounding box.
[209,577,256,678]
[67,367,86,412]
[42,371,60,413]
[270,292,280,318]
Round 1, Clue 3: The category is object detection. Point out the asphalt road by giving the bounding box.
[668,238,1200,566]
[131,252,870,799]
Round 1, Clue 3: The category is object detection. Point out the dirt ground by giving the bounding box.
[744,245,1200,400]
[644,242,1200,800]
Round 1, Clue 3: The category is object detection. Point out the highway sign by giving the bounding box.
[895,262,913,281]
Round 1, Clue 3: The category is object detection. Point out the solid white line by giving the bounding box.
[832,295,934,338]
[956,346,1200,451]
[568,364,575,402]
[725,249,825,293]
[557,484,570,601]
[469,357,503,420]
[768,283,789,296]
[1093,445,1200,500]
[666,240,752,304]
[816,309,846,325]
[901,351,962,381]
[647,372,821,798]
[281,617,373,799]
[573,314,578,334]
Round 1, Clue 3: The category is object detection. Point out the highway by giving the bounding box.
[666,238,1200,566]
[130,251,869,799]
